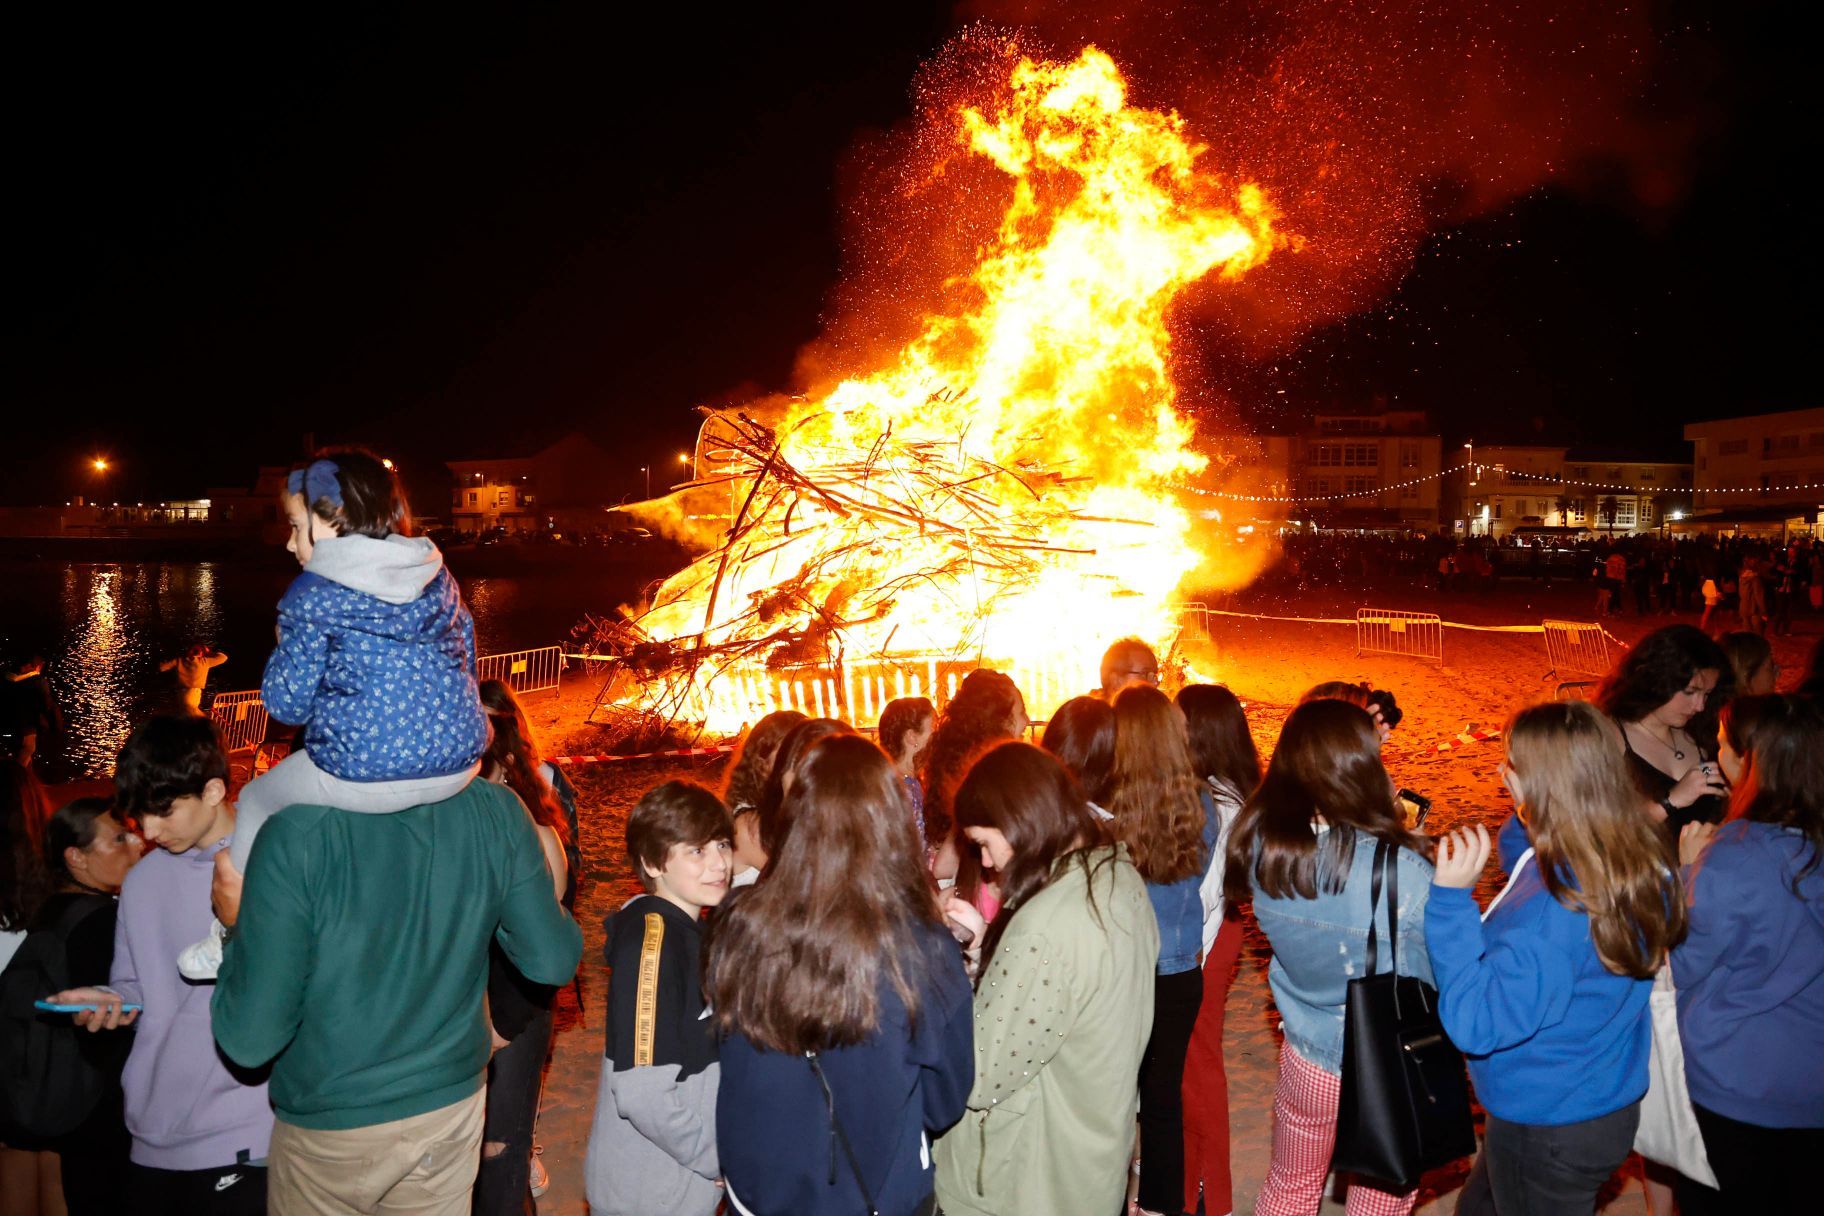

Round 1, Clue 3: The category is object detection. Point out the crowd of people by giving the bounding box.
[1,447,1821,1216]
[1270,528,1824,631]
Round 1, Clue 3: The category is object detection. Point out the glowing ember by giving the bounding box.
[619,46,1290,731]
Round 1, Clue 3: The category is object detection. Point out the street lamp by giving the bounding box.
[91,457,108,473]
[640,465,650,498]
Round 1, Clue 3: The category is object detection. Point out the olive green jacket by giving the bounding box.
[935,844,1159,1216]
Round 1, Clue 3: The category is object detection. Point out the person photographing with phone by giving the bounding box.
[1,798,140,1215]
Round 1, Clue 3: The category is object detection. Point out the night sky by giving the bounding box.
[5,2,1805,508]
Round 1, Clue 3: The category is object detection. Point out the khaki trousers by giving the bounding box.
[268,1088,485,1215]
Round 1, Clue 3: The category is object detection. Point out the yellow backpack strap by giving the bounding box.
[633,911,666,1067]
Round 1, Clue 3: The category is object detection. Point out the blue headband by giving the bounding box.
[288,459,343,509]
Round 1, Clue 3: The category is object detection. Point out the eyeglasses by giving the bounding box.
[1118,668,1161,684]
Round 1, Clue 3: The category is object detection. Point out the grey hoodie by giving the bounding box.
[304,533,443,604]
[584,895,720,1216]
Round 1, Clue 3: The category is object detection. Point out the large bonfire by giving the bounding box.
[607,46,1290,733]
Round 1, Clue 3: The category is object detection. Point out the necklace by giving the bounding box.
[1635,722,1685,762]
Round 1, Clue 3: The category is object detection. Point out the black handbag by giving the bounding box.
[1331,839,1477,1191]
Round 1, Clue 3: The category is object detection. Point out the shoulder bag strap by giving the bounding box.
[1385,840,1400,978]
[806,1051,880,1216]
[1364,838,1390,976]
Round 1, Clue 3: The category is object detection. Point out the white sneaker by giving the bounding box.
[178,918,226,981]
[529,1150,549,1197]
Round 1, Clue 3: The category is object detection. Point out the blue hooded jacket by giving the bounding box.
[260,534,487,783]
[1673,819,1824,1128]
[1425,814,1653,1126]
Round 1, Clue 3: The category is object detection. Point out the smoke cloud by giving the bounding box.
[795,1,1706,395]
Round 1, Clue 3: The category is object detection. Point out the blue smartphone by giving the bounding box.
[34,999,142,1014]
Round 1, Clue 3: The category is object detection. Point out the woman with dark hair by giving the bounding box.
[877,698,936,845]
[1107,685,1219,1216]
[711,735,973,1216]
[482,678,583,888]
[1718,631,1777,698]
[935,742,1158,1216]
[749,717,852,879]
[1040,695,1116,809]
[1175,684,1260,1216]
[920,670,1027,884]
[3,799,142,1215]
[474,706,572,1215]
[1672,695,1824,1212]
[1428,701,1686,1216]
[720,710,808,884]
[1225,699,1434,1216]
[1596,624,1733,835]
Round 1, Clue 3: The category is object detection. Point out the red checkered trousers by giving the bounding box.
[1253,1043,1420,1216]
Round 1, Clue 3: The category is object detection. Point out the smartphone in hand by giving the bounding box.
[1397,788,1432,831]
[34,999,143,1014]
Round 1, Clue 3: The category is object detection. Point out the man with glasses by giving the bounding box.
[1099,637,1161,700]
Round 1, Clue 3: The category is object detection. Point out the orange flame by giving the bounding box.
[628,46,1289,730]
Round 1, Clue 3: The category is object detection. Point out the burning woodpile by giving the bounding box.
[583,45,1291,733]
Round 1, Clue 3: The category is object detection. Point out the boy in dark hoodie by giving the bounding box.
[584,781,732,1216]
[178,451,488,979]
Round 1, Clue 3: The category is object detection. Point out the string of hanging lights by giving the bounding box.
[1181,460,1824,505]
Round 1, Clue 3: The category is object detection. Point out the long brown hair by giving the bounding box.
[721,710,807,812]
[484,711,569,846]
[1505,700,1685,977]
[1225,699,1423,904]
[920,669,1024,850]
[1108,685,1207,885]
[1720,694,1824,888]
[952,741,1112,975]
[756,717,852,860]
[1040,696,1115,805]
[707,734,941,1052]
[1177,684,1261,799]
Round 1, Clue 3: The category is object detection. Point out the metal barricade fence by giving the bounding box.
[477,645,563,696]
[1172,601,1211,642]
[1541,620,1613,699]
[1355,608,1445,664]
[208,690,270,753]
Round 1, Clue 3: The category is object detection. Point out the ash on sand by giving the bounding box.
[526,580,1798,1212]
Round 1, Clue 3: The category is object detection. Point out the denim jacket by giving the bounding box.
[1146,787,1222,976]
[1250,830,1434,1072]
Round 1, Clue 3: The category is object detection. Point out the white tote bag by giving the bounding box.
[1632,964,1717,1188]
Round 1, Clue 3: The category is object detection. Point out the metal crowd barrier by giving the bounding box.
[207,690,270,753]
[477,645,563,696]
[1355,608,1444,664]
[1541,619,1613,699]
[1172,601,1212,642]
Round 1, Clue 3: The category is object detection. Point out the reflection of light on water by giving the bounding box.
[59,566,139,777]
[463,578,520,655]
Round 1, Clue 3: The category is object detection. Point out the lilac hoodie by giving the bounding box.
[109,834,273,1169]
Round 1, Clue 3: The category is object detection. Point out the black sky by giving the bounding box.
[5,2,1807,507]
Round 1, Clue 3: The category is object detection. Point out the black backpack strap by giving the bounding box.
[806,1051,880,1216]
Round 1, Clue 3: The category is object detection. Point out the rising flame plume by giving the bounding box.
[609,46,1289,732]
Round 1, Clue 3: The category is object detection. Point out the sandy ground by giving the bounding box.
[502,578,1822,1215]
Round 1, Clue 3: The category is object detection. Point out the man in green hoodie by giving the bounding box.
[210,778,581,1215]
